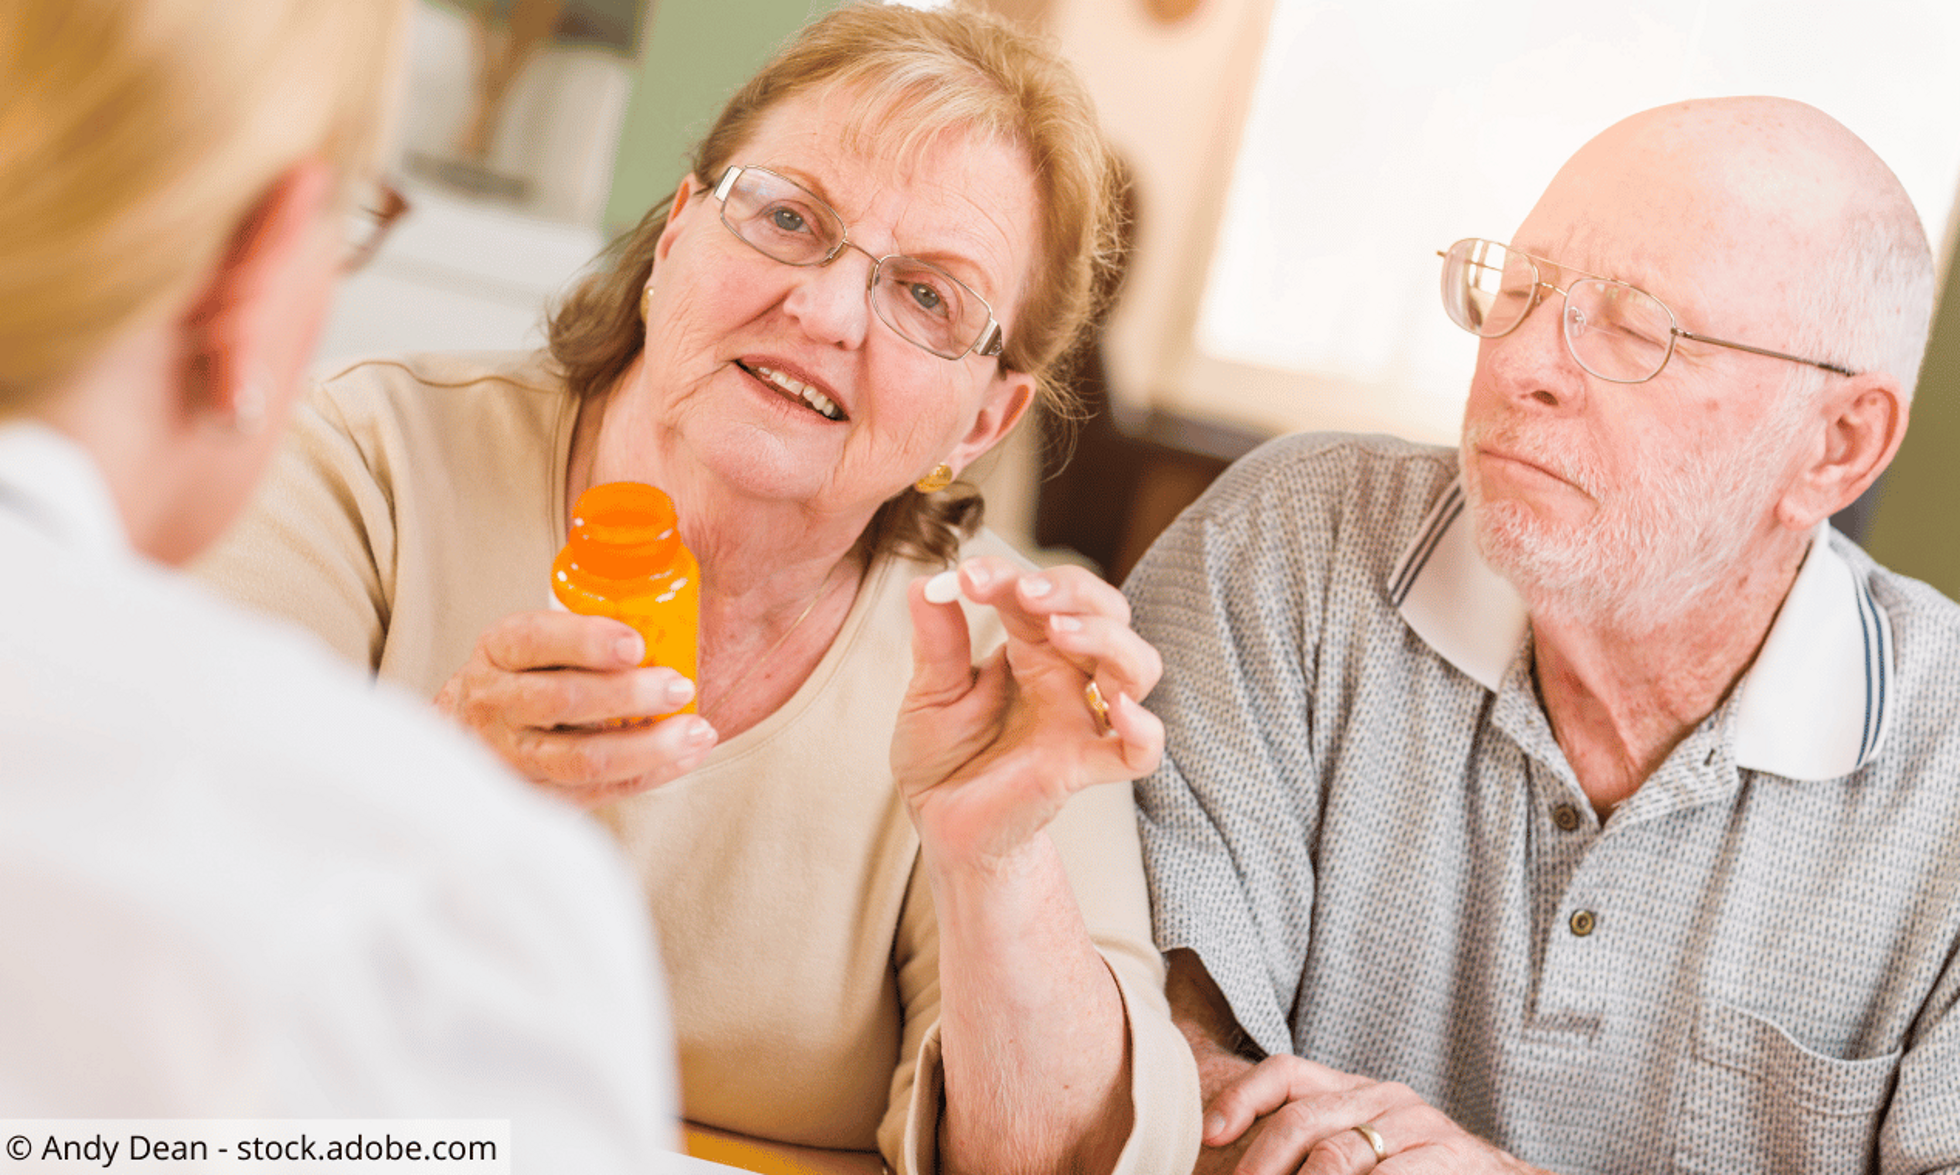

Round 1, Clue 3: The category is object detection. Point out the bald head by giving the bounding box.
[1567,97,1901,226]
[1526,96,1934,399]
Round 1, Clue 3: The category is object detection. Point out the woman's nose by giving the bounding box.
[782,247,874,350]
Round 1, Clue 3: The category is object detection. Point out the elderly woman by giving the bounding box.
[0,0,673,1156]
[200,2,1200,1172]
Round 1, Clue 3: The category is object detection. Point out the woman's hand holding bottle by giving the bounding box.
[437,483,714,807]
[435,610,717,807]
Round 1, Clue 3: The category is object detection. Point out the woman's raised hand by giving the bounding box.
[894,557,1164,869]
[435,609,718,807]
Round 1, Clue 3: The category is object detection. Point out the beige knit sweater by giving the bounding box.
[196,350,1201,1173]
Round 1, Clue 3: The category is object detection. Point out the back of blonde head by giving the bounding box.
[0,0,408,408]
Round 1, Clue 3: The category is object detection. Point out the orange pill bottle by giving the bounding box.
[552,482,699,713]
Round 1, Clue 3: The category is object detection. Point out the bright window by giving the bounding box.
[1197,0,1960,443]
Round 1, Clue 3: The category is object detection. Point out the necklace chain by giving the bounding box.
[709,559,852,707]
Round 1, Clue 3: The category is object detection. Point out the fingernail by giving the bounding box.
[1050,613,1082,633]
[964,562,993,589]
[1022,575,1053,598]
[617,634,645,664]
[923,570,961,604]
[665,676,697,707]
[687,719,717,747]
[1203,1112,1225,1140]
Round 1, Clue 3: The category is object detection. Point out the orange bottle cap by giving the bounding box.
[565,482,683,581]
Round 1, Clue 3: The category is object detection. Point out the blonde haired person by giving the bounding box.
[200,2,1200,1171]
[0,0,676,1160]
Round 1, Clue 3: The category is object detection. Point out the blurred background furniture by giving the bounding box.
[318,181,602,363]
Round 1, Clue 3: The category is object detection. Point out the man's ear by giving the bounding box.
[177,160,336,428]
[1777,373,1908,532]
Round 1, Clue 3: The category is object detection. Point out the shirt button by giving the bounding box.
[1569,909,1597,937]
[1552,804,1581,831]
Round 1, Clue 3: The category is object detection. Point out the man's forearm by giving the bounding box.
[1164,948,1267,1173]
[1165,948,1259,1095]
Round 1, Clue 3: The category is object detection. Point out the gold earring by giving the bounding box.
[914,463,955,493]
[640,284,653,323]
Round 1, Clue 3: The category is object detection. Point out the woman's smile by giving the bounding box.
[739,359,847,421]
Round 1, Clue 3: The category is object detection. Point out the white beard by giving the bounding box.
[1460,401,1805,632]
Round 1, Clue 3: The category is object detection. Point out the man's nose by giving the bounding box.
[1482,288,1585,410]
[783,244,875,350]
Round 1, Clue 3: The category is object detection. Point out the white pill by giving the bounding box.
[923,570,962,604]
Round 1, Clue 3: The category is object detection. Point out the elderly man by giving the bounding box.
[1130,96,1958,1174]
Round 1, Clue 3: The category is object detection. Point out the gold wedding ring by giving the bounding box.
[1083,680,1112,731]
[1352,1122,1387,1163]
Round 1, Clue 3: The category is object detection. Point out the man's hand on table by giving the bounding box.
[1167,950,1549,1175]
[1200,1054,1550,1174]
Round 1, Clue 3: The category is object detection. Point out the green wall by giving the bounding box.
[1864,255,1960,598]
[602,0,846,236]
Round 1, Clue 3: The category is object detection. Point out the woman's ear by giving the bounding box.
[1775,373,1909,532]
[177,160,338,431]
[652,174,706,267]
[945,368,1036,473]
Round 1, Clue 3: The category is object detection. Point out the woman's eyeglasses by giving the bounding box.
[710,165,1006,363]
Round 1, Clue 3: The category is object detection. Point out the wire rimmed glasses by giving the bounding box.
[1437,237,1854,384]
[343,178,409,272]
[711,165,1007,363]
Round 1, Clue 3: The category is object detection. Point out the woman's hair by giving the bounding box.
[549,0,1127,565]
[0,0,408,409]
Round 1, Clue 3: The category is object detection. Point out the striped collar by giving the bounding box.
[1389,479,1893,781]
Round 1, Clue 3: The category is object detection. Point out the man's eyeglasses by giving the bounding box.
[1437,237,1855,384]
[343,179,409,273]
[710,165,1006,363]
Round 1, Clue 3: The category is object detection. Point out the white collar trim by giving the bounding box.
[1389,479,1891,781]
[0,421,131,561]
